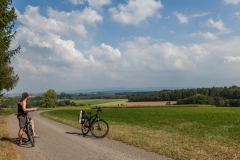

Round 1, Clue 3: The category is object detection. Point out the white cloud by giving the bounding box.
[191,12,210,18]
[16,6,67,34]
[15,26,90,67]
[202,32,218,40]
[12,5,128,92]
[16,57,38,74]
[203,18,232,34]
[224,56,240,63]
[88,0,111,9]
[16,6,102,38]
[119,36,240,76]
[190,32,218,40]
[235,12,240,18]
[87,43,121,61]
[204,18,226,31]
[11,29,240,92]
[173,11,188,24]
[173,12,209,24]
[109,0,163,25]
[120,37,199,71]
[12,24,108,91]
[202,37,240,65]
[224,0,240,4]
[47,7,103,27]
[68,0,111,8]
[69,0,85,5]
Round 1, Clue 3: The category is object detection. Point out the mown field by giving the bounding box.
[70,99,177,106]
[41,105,240,160]
[70,99,128,106]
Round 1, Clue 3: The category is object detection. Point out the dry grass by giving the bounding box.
[108,125,240,160]
[0,113,22,160]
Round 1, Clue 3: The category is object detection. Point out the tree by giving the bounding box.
[0,96,13,108]
[0,0,21,96]
[40,89,58,108]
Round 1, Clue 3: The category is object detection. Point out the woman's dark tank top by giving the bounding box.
[18,102,25,115]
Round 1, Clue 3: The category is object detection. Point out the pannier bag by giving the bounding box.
[78,110,85,124]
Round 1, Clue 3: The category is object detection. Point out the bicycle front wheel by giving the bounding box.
[81,117,90,135]
[91,119,109,138]
[26,124,35,147]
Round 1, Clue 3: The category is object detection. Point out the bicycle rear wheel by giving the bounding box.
[26,124,35,147]
[91,119,109,138]
[81,117,90,135]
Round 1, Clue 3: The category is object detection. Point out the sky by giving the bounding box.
[6,0,240,94]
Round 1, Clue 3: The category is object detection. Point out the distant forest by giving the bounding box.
[4,85,240,107]
[127,85,240,107]
[4,92,126,108]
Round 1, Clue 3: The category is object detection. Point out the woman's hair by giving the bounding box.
[20,92,29,102]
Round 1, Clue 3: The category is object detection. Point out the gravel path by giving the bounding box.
[8,111,172,160]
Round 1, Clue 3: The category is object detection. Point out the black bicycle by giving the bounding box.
[16,111,35,147]
[25,111,35,147]
[78,106,109,138]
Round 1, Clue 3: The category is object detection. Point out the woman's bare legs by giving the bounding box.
[18,127,25,144]
[30,119,39,137]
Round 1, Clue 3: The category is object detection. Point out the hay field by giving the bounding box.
[110,101,177,106]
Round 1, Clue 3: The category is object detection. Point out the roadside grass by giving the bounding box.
[41,106,240,160]
[0,108,22,160]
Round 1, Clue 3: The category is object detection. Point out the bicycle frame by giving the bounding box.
[80,106,109,138]
[86,109,101,126]
[24,112,35,147]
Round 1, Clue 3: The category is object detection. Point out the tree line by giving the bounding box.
[2,86,240,108]
[58,92,126,99]
[127,85,240,107]
[1,90,127,108]
[1,89,59,108]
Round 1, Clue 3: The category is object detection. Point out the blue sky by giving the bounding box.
[7,0,240,93]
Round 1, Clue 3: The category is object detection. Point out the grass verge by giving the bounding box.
[0,108,22,160]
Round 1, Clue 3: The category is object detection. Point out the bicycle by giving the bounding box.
[78,106,109,138]
[16,111,35,147]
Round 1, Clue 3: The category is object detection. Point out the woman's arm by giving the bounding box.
[22,101,37,112]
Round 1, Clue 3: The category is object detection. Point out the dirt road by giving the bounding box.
[8,111,172,160]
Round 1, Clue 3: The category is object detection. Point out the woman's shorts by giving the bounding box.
[17,114,26,128]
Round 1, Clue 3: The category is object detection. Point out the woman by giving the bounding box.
[17,92,39,145]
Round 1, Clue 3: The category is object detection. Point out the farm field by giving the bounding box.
[70,99,128,106]
[41,105,240,160]
[119,101,177,106]
[70,99,177,106]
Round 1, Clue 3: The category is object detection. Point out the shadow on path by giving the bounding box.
[65,132,95,139]
[1,137,33,148]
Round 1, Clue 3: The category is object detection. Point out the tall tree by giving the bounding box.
[40,89,58,108]
[0,0,21,96]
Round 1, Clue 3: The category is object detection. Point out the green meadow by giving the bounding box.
[42,106,240,159]
[44,106,240,144]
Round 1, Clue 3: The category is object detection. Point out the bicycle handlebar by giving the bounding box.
[95,106,102,112]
